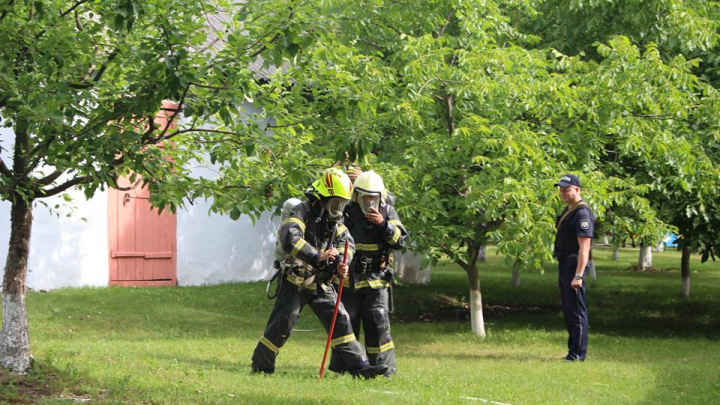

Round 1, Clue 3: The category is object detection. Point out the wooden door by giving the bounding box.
[108,185,177,286]
[107,101,178,287]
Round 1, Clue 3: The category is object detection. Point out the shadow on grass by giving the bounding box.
[0,359,91,404]
[391,261,720,341]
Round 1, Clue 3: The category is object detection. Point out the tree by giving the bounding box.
[209,0,720,336]
[0,0,283,372]
[522,0,720,293]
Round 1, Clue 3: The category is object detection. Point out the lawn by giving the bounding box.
[2,247,720,404]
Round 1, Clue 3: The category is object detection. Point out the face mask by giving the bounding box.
[326,198,347,221]
[359,194,381,215]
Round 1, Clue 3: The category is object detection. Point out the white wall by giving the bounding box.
[1,127,109,290]
[177,204,277,286]
[174,102,279,286]
[25,191,109,290]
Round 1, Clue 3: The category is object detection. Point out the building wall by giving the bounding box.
[0,126,280,291]
[177,204,276,286]
[0,188,109,291]
[1,124,428,290]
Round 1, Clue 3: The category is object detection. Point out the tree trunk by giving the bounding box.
[602,235,609,245]
[1,199,33,373]
[612,248,619,261]
[588,259,597,281]
[680,246,691,298]
[639,244,652,270]
[476,245,486,263]
[512,269,520,287]
[656,242,664,252]
[511,258,520,287]
[465,265,486,338]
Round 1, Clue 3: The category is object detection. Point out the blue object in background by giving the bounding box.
[663,233,678,248]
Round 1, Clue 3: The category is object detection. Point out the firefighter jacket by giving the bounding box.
[344,202,407,291]
[278,199,355,293]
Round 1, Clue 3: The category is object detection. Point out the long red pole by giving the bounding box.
[318,240,349,382]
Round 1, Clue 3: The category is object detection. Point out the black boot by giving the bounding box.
[352,364,389,379]
[251,365,274,374]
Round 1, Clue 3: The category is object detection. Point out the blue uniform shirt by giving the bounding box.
[553,200,595,258]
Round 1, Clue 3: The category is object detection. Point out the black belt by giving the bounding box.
[557,254,578,261]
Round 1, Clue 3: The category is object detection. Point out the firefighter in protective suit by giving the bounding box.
[251,168,388,379]
[328,170,407,376]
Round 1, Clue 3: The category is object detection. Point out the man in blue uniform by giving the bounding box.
[553,174,595,362]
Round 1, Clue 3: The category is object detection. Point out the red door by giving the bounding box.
[107,101,178,287]
[108,184,177,286]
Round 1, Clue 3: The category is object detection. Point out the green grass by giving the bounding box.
[4,247,720,404]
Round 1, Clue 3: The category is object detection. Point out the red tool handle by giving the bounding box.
[318,240,350,382]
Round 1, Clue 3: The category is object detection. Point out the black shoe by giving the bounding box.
[251,366,274,374]
[353,364,389,380]
[328,365,348,375]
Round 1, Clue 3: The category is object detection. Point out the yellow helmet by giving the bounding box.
[312,167,354,200]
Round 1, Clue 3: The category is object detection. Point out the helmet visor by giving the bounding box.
[359,194,381,215]
[326,197,347,221]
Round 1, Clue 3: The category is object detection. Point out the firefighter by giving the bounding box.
[328,170,407,376]
[251,167,388,379]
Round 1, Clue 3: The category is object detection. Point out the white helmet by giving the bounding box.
[353,171,387,214]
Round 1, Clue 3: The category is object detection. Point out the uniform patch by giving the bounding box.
[580,219,589,230]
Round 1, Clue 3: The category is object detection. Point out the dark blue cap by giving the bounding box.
[554,174,581,188]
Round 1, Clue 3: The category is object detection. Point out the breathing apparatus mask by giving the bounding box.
[325,197,347,221]
[358,192,381,214]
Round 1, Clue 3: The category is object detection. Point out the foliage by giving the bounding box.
[0,0,251,207]
[189,0,720,272]
[5,0,719,268]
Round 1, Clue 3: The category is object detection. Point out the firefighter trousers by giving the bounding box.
[328,287,396,375]
[251,279,369,373]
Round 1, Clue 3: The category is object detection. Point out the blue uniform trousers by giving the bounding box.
[558,256,589,361]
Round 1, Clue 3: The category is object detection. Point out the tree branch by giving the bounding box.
[70,108,127,141]
[148,83,190,143]
[74,9,83,30]
[248,32,280,59]
[448,50,458,67]
[444,93,455,136]
[265,119,307,129]
[34,0,92,39]
[88,49,119,83]
[359,38,386,52]
[60,0,91,19]
[374,21,402,36]
[39,176,89,197]
[436,9,454,38]
[0,0,15,24]
[172,128,242,137]
[417,77,437,94]
[193,137,244,146]
[0,158,12,177]
[36,169,64,186]
[188,82,230,90]
[110,172,143,191]
[28,135,55,163]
